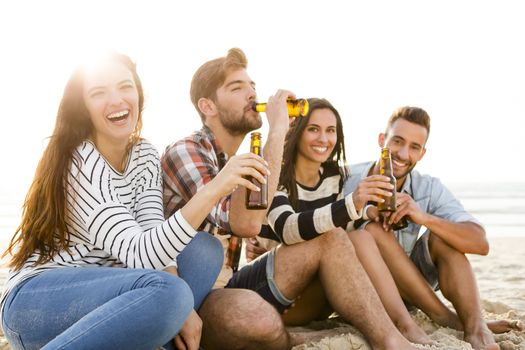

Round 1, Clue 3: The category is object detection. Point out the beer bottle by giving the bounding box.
[252,99,309,118]
[377,147,408,230]
[378,148,396,212]
[225,236,242,272]
[246,132,268,209]
[392,213,408,230]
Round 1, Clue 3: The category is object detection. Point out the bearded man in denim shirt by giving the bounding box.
[344,106,523,350]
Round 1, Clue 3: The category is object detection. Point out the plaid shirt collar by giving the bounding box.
[202,125,228,170]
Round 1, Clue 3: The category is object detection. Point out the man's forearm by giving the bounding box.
[423,214,489,255]
[263,127,288,206]
[228,128,287,237]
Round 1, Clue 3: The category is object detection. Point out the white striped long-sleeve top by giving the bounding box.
[266,165,362,245]
[1,139,196,313]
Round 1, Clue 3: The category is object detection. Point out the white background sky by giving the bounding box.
[1,0,524,198]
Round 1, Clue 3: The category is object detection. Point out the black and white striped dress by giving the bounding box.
[1,139,196,315]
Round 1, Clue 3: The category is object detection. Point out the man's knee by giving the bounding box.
[248,297,287,340]
[428,233,465,262]
[200,289,286,345]
[320,228,355,254]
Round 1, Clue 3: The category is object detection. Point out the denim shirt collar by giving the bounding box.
[400,172,414,196]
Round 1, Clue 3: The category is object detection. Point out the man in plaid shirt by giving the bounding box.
[161,48,418,350]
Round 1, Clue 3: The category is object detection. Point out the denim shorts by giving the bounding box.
[410,230,440,291]
[225,249,293,314]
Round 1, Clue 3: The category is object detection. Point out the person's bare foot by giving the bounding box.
[487,319,524,333]
[464,323,500,350]
[429,310,523,334]
[382,336,419,350]
[398,323,435,346]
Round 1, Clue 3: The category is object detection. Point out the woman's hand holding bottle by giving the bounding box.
[351,175,393,213]
[210,153,270,198]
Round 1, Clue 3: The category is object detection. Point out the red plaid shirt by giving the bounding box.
[161,126,242,275]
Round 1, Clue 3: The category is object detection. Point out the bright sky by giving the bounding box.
[1,0,524,198]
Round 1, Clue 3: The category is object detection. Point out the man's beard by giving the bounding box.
[217,104,262,136]
[393,160,416,180]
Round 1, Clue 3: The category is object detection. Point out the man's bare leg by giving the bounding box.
[429,234,499,350]
[366,223,519,336]
[365,222,462,327]
[273,228,417,350]
[199,288,291,350]
[364,222,518,350]
[348,229,433,345]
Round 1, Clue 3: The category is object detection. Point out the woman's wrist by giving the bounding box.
[362,204,374,221]
[204,177,228,202]
[345,192,362,221]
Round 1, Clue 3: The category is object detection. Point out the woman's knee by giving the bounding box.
[181,232,224,268]
[197,231,224,263]
[348,229,375,244]
[365,222,398,247]
[155,272,194,324]
[141,271,194,307]
[175,233,224,308]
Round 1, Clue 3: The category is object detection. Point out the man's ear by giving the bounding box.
[378,133,386,148]
[419,147,427,161]
[197,97,217,118]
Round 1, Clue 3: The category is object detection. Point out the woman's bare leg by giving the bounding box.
[348,229,433,345]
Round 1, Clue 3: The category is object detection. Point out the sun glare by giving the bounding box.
[0,0,524,193]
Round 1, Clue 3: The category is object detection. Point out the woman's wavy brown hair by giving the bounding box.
[4,52,144,270]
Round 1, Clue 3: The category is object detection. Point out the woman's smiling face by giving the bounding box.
[83,60,139,146]
[297,108,338,165]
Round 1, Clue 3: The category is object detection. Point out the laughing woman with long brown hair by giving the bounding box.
[1,52,269,350]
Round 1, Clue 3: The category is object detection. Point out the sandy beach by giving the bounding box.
[0,236,523,349]
[288,236,525,350]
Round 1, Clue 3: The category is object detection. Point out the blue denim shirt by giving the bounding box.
[343,161,482,255]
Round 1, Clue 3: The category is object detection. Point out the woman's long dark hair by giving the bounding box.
[279,98,348,210]
[4,52,145,270]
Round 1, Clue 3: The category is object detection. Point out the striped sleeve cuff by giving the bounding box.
[362,204,374,221]
[166,260,178,268]
[174,210,198,243]
[344,192,363,221]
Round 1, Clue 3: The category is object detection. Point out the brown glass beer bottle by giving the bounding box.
[377,147,408,230]
[246,132,268,209]
[252,99,309,118]
[225,236,242,272]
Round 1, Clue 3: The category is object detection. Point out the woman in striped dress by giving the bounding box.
[1,52,269,350]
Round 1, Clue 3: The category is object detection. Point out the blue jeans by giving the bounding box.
[2,232,223,350]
